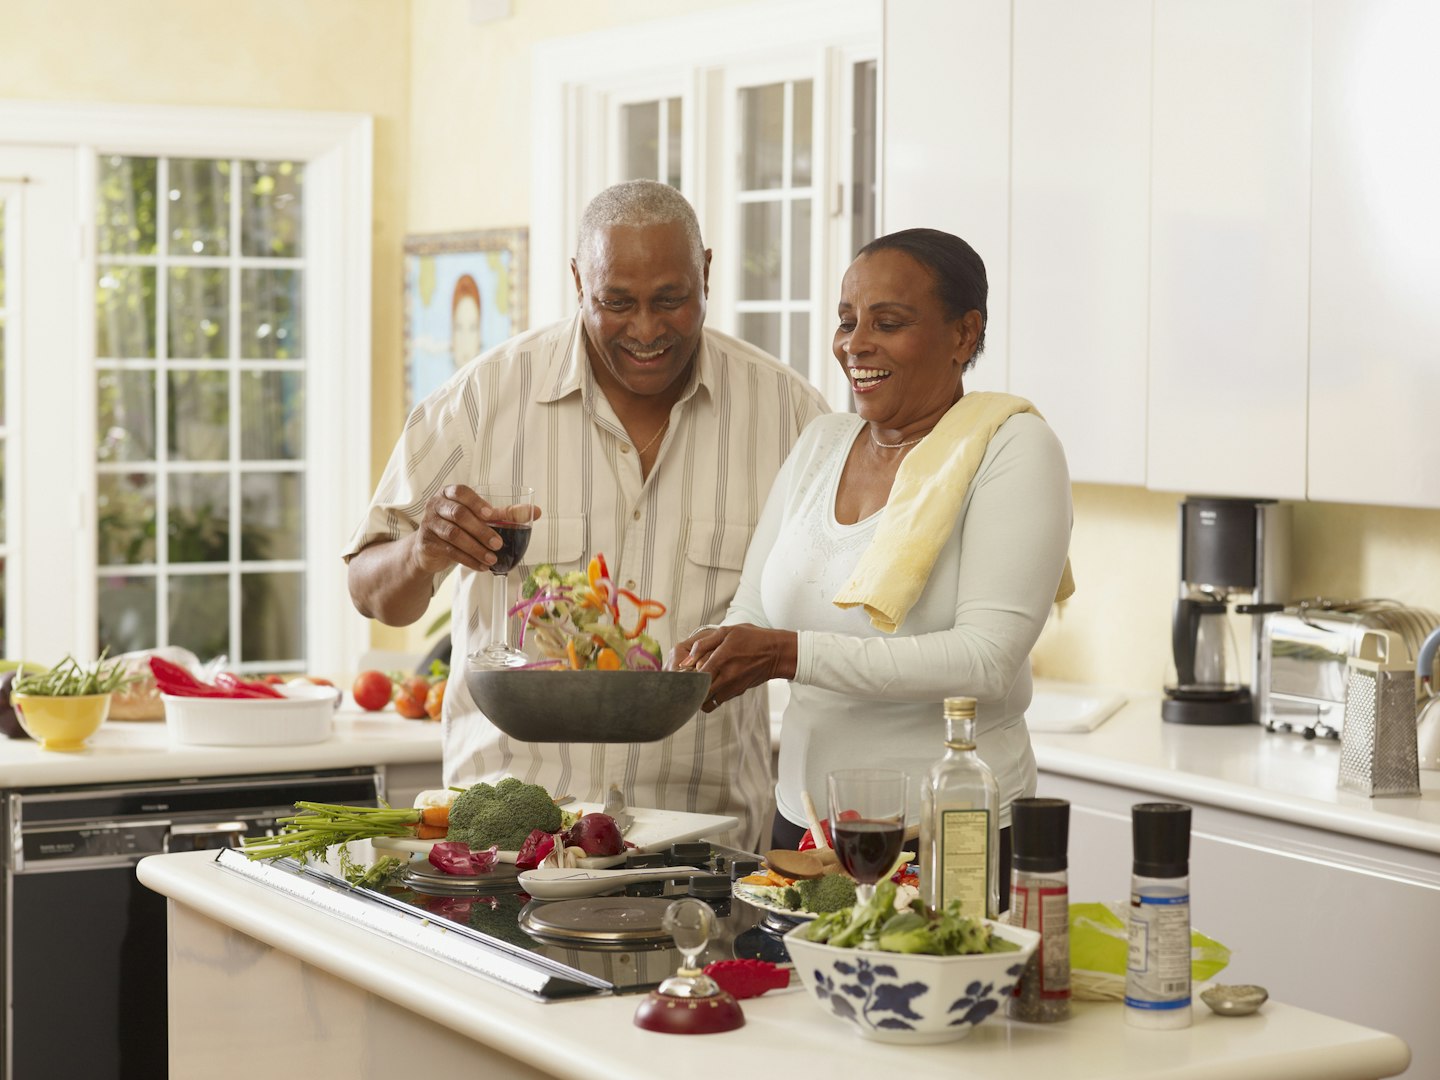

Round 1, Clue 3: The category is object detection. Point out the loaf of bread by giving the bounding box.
[109,647,204,721]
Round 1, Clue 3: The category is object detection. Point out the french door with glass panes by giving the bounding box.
[0,106,370,675]
[531,2,880,411]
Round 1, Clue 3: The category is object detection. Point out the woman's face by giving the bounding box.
[451,295,483,369]
[832,249,979,431]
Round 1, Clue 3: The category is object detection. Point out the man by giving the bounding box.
[345,180,828,850]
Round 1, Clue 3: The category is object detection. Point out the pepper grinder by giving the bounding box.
[633,898,745,1034]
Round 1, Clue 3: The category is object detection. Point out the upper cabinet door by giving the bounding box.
[1009,0,1152,486]
[1147,0,1312,499]
[1310,1,1440,509]
[882,0,1011,393]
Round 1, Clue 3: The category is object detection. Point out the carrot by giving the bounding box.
[595,648,622,671]
[415,823,449,840]
[420,805,449,829]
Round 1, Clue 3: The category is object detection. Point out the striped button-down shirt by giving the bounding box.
[344,314,829,850]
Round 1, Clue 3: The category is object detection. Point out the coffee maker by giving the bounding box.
[1163,497,1291,725]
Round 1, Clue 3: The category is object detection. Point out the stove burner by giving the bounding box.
[519,896,676,947]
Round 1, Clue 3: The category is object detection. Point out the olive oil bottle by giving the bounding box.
[919,696,999,919]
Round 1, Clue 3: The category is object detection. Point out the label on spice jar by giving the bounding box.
[1013,882,1070,997]
[1125,884,1191,1010]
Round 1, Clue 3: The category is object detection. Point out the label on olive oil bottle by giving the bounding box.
[937,808,990,919]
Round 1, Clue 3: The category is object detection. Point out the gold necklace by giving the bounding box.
[634,418,670,457]
[869,427,929,450]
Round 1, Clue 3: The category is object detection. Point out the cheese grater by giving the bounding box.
[1338,629,1420,797]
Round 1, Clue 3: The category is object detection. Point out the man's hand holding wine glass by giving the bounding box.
[413,484,544,575]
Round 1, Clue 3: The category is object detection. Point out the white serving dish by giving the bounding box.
[370,802,739,868]
[163,685,338,747]
[784,919,1039,1044]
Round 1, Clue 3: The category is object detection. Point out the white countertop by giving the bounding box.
[1028,681,1440,854]
[0,707,442,787]
[138,849,1410,1080]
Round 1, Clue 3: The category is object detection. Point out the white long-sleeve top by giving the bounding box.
[724,410,1073,830]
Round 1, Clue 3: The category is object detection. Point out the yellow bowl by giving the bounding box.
[11,692,110,751]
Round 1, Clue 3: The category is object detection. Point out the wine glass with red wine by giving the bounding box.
[827,768,908,910]
[471,484,535,669]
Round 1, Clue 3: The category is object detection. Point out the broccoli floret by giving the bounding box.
[781,886,802,910]
[446,777,562,851]
[794,873,858,914]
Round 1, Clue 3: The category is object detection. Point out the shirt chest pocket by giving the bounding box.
[685,519,751,573]
[522,515,586,572]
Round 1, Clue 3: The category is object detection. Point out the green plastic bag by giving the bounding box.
[1069,901,1231,1001]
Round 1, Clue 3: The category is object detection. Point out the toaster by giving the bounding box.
[1258,599,1440,739]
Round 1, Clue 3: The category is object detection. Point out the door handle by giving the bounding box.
[163,821,249,853]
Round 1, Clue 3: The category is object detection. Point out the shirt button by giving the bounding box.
[632,509,641,521]
[619,443,631,454]
[626,580,637,590]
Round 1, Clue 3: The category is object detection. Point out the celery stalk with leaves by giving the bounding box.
[12,652,133,697]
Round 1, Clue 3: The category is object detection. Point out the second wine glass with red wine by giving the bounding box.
[470,483,535,669]
[827,768,908,910]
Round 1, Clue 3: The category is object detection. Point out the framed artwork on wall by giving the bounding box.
[402,228,527,411]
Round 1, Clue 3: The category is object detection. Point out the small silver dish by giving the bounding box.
[1200,983,1269,1017]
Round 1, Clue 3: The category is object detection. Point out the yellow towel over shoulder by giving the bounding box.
[832,391,1075,634]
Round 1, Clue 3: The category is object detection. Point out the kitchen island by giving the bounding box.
[1027,684,1440,1079]
[138,847,1407,1080]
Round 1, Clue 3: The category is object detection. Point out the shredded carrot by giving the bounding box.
[566,638,581,670]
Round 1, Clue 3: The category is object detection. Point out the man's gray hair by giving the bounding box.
[575,180,705,277]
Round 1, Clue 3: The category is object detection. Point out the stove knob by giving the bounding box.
[729,858,761,880]
[671,841,711,865]
[626,851,668,869]
[687,872,731,900]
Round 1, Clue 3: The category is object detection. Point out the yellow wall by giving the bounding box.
[1031,487,1440,692]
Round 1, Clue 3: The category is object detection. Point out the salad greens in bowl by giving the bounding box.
[783,879,1040,1044]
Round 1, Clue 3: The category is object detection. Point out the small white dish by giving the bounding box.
[163,684,337,747]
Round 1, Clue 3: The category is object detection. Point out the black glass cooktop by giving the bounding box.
[217,841,798,1001]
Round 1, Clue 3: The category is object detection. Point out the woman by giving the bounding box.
[673,228,1072,893]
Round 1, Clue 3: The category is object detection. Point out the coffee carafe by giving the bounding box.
[1163,497,1290,725]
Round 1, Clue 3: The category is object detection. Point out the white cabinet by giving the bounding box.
[1146,0,1312,500]
[1309,1,1440,509]
[1042,771,1439,1079]
[881,0,1011,393]
[1009,0,1151,486]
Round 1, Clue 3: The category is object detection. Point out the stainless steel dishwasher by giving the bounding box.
[1,767,382,1080]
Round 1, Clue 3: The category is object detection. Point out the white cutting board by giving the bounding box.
[1026,683,1127,734]
[371,803,738,866]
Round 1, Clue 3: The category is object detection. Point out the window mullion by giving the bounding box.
[229,157,243,663]
[154,156,171,648]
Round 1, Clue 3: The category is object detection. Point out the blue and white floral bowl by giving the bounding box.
[783,920,1041,1044]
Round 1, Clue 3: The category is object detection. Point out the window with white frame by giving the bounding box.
[0,106,371,675]
[0,190,10,654]
[530,0,881,411]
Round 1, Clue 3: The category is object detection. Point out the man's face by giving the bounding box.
[571,222,711,404]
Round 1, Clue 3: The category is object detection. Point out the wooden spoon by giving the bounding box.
[763,847,842,880]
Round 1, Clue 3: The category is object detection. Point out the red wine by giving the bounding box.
[833,819,904,884]
[489,522,532,574]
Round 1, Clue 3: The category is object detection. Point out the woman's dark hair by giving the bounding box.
[855,228,988,368]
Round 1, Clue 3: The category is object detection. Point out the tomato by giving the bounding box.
[394,675,431,720]
[260,674,286,686]
[304,675,334,688]
[352,670,394,712]
[424,680,446,721]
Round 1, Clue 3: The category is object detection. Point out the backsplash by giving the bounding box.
[1031,484,1440,690]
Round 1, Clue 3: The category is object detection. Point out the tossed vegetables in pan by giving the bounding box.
[513,555,668,671]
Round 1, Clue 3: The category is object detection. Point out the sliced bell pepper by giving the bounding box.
[595,648,622,671]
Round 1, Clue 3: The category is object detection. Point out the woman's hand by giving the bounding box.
[670,624,798,712]
[412,485,543,574]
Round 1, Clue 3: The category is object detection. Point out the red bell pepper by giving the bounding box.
[214,671,285,699]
